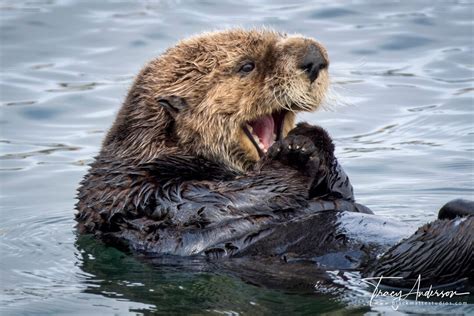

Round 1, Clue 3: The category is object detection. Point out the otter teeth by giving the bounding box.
[246,124,271,153]
[253,133,275,154]
[247,124,277,154]
[253,132,266,152]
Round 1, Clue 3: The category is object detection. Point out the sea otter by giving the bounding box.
[76,29,473,290]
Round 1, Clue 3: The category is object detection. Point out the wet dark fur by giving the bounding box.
[76,123,366,253]
[77,123,473,290]
[365,216,473,288]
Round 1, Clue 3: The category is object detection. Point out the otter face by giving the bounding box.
[140,29,329,170]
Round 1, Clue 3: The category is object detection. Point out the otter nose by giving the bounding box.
[299,44,328,83]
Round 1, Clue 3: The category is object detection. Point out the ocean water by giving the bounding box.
[1,0,473,315]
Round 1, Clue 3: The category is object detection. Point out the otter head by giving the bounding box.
[105,29,329,171]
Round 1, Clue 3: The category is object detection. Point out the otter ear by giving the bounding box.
[157,95,187,118]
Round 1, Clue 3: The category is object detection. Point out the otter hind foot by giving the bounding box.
[438,199,474,220]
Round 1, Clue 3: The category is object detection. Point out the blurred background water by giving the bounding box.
[0,0,473,315]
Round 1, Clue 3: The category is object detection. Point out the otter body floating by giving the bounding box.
[75,29,473,290]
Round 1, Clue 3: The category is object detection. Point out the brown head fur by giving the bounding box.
[101,28,330,171]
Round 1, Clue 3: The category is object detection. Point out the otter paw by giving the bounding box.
[267,135,319,170]
[287,123,335,160]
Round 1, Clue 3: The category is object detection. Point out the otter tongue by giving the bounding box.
[249,114,275,151]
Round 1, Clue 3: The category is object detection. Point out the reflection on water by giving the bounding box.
[75,235,359,315]
[1,0,473,314]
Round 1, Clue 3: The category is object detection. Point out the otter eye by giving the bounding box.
[239,62,255,74]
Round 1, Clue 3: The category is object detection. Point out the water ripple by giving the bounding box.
[0,144,81,160]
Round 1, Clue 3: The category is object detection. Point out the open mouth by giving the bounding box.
[242,111,288,157]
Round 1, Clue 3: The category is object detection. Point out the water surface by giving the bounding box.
[1,0,473,314]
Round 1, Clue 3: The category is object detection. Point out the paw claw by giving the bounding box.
[265,135,320,170]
